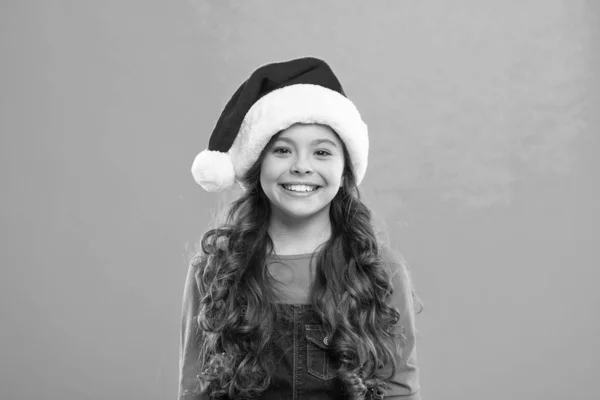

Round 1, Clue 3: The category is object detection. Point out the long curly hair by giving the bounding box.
[191,126,423,399]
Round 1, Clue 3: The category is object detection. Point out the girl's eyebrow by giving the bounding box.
[275,137,338,148]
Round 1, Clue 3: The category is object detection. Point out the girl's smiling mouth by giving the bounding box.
[279,184,322,195]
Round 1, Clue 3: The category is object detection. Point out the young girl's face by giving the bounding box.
[260,123,345,222]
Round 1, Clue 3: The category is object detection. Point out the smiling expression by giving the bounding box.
[260,123,345,222]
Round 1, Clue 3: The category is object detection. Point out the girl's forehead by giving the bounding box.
[274,124,341,144]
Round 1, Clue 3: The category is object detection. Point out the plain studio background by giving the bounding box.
[1,1,598,399]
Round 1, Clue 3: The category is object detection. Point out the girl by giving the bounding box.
[179,57,423,400]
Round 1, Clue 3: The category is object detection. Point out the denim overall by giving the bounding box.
[255,303,346,400]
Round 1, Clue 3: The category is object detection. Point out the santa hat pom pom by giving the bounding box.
[191,149,236,192]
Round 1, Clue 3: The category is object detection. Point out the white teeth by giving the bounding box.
[282,184,319,192]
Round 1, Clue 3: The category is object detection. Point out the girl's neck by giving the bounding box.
[268,215,332,256]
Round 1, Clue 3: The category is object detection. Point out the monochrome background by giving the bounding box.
[1,1,598,399]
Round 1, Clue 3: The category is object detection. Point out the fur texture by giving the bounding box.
[191,149,236,192]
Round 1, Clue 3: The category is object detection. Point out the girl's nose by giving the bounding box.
[291,154,313,174]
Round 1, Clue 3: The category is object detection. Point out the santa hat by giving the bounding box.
[191,57,369,192]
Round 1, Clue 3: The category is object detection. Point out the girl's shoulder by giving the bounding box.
[189,236,228,269]
[379,243,413,287]
[190,252,207,269]
[379,242,406,268]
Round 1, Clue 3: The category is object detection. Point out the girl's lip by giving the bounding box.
[279,183,322,189]
[279,184,322,195]
[280,183,322,188]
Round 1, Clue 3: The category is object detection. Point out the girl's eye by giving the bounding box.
[272,148,331,156]
[273,148,290,154]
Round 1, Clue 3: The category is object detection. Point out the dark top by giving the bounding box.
[178,247,421,399]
